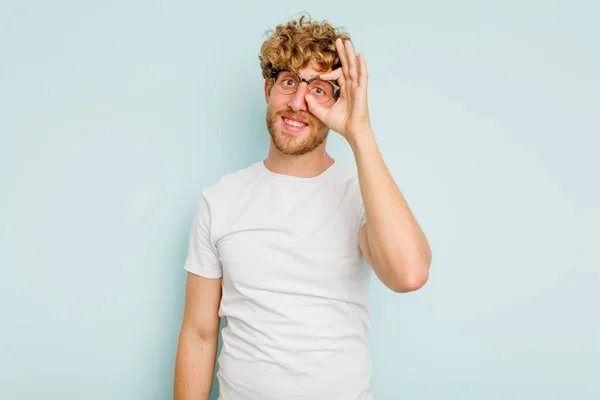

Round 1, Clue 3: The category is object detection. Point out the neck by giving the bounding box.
[264,141,335,178]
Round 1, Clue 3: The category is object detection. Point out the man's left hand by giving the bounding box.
[305,38,372,142]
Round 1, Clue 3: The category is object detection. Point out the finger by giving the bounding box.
[305,94,329,122]
[337,70,346,88]
[345,40,358,82]
[319,67,346,99]
[336,38,349,81]
[319,68,342,81]
[358,53,368,87]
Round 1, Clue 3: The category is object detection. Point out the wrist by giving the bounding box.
[348,129,376,153]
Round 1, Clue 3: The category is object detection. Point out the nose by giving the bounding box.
[287,82,309,112]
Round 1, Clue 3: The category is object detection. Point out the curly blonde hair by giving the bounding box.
[259,14,351,84]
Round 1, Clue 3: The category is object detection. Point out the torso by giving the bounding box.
[202,160,372,400]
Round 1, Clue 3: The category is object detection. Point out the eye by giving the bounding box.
[282,79,296,87]
[312,87,325,96]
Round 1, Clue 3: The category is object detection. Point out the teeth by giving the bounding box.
[284,118,306,127]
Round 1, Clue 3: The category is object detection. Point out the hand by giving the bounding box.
[305,38,372,141]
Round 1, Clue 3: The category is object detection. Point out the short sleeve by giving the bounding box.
[183,194,223,278]
[359,199,367,228]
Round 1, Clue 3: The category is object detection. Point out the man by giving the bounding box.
[174,15,431,400]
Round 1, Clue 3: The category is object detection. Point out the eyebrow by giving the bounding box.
[293,71,324,82]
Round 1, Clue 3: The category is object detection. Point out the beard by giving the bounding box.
[266,106,329,156]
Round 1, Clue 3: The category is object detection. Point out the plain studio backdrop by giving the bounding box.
[1,1,598,399]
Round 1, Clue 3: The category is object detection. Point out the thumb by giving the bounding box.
[305,95,328,122]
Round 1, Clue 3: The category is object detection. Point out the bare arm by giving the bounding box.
[352,132,432,293]
[306,39,431,293]
[174,272,222,400]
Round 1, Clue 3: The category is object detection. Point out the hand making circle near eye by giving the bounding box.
[305,38,372,141]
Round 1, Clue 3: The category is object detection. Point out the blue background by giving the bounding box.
[1,1,599,399]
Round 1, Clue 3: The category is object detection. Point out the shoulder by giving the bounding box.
[192,161,264,238]
[329,161,365,225]
[202,161,263,203]
[330,161,361,189]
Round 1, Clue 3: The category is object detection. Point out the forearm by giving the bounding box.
[350,130,431,288]
[174,324,219,400]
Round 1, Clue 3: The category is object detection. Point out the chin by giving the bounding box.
[271,126,329,156]
[266,108,329,156]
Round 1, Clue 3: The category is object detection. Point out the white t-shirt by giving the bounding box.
[184,160,372,400]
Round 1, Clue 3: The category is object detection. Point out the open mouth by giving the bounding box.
[281,116,308,133]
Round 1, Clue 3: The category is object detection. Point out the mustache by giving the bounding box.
[274,109,317,125]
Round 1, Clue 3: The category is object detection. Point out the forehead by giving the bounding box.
[299,61,331,76]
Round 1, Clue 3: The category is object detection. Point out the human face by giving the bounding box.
[264,65,336,156]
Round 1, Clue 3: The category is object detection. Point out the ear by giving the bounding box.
[264,80,271,104]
